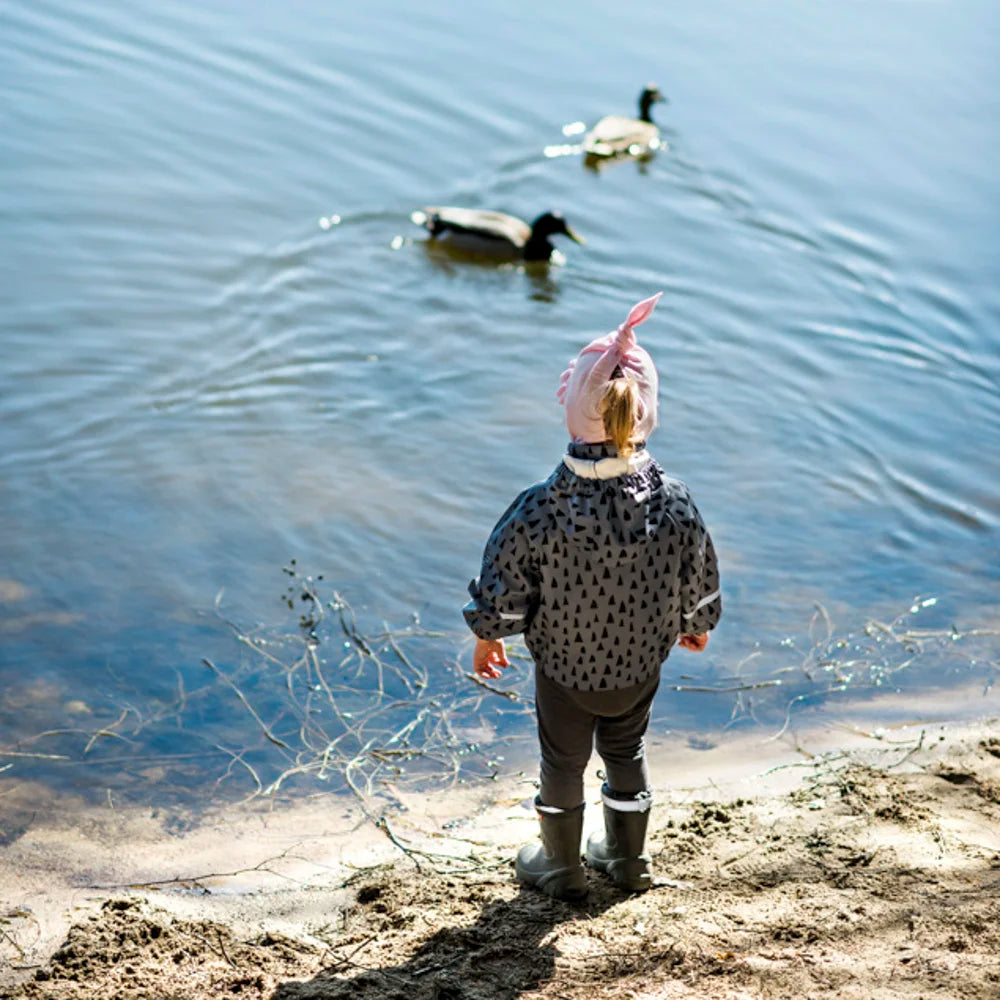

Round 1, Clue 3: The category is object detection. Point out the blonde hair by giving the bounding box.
[600,378,641,458]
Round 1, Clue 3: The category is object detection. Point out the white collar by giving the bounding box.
[562,449,652,479]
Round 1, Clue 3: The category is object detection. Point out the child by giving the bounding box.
[463,292,722,901]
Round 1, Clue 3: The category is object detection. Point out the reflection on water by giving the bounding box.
[418,241,566,304]
[1,0,998,809]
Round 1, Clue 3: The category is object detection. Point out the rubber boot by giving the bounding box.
[515,798,587,902]
[585,784,653,892]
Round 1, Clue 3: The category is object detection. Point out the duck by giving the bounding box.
[411,207,584,262]
[583,85,667,159]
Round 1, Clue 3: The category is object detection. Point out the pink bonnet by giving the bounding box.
[557,292,662,444]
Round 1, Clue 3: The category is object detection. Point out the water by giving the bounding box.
[2,0,998,809]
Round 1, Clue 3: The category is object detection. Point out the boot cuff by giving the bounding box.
[535,795,585,815]
[601,785,652,813]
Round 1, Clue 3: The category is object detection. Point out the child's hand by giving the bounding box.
[678,632,709,652]
[473,637,510,679]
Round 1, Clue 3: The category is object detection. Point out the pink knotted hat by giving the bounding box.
[557,292,662,444]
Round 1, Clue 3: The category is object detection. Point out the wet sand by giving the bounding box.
[2,716,999,999]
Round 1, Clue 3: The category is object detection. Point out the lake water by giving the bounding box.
[2,0,998,812]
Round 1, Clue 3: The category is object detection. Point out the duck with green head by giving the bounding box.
[583,85,667,159]
[412,207,585,263]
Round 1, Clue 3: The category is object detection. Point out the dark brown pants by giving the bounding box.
[534,665,660,810]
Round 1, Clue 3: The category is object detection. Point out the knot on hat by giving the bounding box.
[615,290,661,354]
[558,292,662,445]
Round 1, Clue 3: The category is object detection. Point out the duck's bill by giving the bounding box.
[566,226,586,245]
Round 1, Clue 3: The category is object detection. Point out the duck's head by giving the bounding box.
[639,84,667,121]
[531,211,585,245]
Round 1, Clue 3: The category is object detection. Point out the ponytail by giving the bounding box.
[600,379,640,458]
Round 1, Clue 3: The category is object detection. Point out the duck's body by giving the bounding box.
[583,85,666,159]
[413,207,583,262]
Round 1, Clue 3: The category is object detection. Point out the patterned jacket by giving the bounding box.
[463,441,722,691]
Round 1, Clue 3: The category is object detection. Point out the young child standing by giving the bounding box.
[463,292,722,901]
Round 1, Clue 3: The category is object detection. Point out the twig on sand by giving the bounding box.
[885,728,926,769]
[762,751,849,777]
[191,928,236,967]
[377,816,426,873]
[376,816,501,875]
[85,845,307,891]
[215,928,235,967]
[323,933,378,971]
[0,926,25,960]
[320,953,411,986]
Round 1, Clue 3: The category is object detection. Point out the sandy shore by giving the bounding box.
[2,715,999,999]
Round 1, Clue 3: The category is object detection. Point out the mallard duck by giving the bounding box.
[412,207,584,262]
[583,85,667,159]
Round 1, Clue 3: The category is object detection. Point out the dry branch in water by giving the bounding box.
[754,600,999,742]
[198,568,535,819]
[1,577,995,829]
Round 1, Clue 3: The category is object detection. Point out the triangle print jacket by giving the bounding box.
[463,441,722,692]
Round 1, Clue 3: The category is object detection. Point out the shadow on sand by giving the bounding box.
[271,865,642,1000]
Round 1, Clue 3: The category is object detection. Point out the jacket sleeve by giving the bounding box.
[680,500,722,635]
[463,491,540,640]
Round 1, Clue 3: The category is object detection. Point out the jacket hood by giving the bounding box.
[546,443,678,563]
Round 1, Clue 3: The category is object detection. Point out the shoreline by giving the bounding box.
[3,709,999,998]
